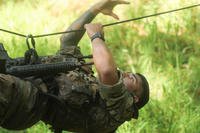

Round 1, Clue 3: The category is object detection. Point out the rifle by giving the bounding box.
[0,43,93,78]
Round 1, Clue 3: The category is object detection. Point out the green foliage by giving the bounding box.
[0,0,200,133]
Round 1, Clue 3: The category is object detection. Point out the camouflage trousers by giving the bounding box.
[0,74,47,130]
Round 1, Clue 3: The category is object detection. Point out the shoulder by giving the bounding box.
[98,70,124,99]
[97,70,134,122]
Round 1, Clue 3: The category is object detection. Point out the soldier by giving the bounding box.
[0,0,149,133]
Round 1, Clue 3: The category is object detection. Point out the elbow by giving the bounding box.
[99,65,115,76]
[96,62,118,79]
[60,35,65,44]
[100,69,113,78]
[98,69,119,85]
[99,67,117,79]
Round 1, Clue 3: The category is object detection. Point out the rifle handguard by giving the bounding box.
[6,61,81,78]
[0,43,93,78]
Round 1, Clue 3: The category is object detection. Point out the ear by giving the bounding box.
[133,95,139,103]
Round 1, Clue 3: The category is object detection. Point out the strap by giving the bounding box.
[91,32,105,42]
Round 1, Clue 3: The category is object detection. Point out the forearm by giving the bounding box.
[92,38,118,85]
[60,7,100,50]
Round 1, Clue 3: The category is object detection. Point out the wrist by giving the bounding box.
[92,38,104,43]
[90,32,105,42]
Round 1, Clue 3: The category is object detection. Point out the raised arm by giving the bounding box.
[60,0,129,50]
[84,23,118,85]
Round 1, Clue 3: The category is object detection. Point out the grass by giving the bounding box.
[0,0,200,133]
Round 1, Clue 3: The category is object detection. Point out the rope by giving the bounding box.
[0,28,26,37]
[103,3,200,27]
[0,3,199,38]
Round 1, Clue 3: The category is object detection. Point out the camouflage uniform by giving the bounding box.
[0,46,136,133]
[0,2,139,132]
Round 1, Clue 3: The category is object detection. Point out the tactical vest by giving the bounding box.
[39,67,101,133]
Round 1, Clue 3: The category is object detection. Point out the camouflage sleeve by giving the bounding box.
[99,71,133,122]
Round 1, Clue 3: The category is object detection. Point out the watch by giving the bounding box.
[91,32,105,42]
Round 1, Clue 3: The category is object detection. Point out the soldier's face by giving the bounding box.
[123,73,143,103]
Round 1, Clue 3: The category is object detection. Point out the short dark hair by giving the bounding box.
[135,73,149,109]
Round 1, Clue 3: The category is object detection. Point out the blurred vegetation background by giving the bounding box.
[0,0,199,133]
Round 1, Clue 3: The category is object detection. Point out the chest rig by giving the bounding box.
[34,46,100,133]
[40,68,100,133]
